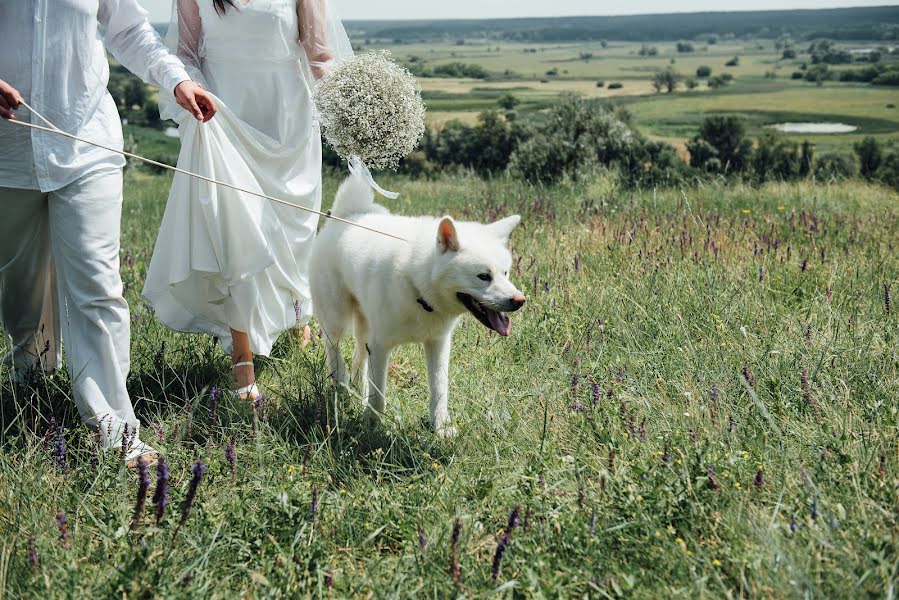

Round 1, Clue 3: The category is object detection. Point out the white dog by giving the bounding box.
[309,176,526,437]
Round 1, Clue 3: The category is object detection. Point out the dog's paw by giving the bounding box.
[436,425,458,439]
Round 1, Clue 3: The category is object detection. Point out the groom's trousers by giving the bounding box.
[0,166,136,445]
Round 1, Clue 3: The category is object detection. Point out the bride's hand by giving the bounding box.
[174,81,218,123]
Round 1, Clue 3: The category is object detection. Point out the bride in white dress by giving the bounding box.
[143,0,352,398]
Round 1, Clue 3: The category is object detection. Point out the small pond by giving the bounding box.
[771,122,858,134]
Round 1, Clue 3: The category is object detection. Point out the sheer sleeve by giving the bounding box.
[176,0,204,75]
[297,0,336,80]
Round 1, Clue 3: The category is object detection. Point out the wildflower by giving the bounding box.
[741,209,751,215]
[417,524,427,552]
[878,453,887,480]
[253,393,268,424]
[608,448,615,473]
[153,459,170,525]
[661,442,671,466]
[449,517,462,584]
[28,536,38,569]
[178,461,206,529]
[885,283,892,315]
[800,258,808,272]
[741,366,754,388]
[56,511,69,548]
[789,515,798,533]
[591,380,600,406]
[574,253,580,273]
[801,368,820,415]
[131,455,151,529]
[491,531,511,580]
[506,504,522,533]
[209,387,221,426]
[310,486,319,526]
[51,425,69,474]
[225,437,236,478]
[754,468,764,490]
[707,465,720,491]
[810,498,818,522]
[712,559,721,567]
[523,507,532,530]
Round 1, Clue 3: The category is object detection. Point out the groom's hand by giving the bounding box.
[174,81,217,123]
[0,79,24,120]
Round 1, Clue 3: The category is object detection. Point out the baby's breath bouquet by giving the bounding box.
[313,51,426,171]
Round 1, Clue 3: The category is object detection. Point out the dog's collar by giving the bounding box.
[417,297,435,313]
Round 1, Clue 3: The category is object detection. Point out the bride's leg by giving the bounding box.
[231,329,259,400]
[291,324,312,348]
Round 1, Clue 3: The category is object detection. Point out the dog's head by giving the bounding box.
[431,215,526,336]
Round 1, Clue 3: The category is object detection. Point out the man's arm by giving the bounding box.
[0,79,24,120]
[98,0,216,121]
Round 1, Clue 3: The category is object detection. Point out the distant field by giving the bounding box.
[364,38,899,151]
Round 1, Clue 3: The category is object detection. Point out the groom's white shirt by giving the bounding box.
[0,0,191,192]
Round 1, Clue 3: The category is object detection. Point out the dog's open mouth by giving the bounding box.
[457,293,511,336]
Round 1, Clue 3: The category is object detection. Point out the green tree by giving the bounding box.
[687,116,752,173]
[124,79,147,109]
[854,136,883,179]
[497,94,520,111]
[696,65,712,78]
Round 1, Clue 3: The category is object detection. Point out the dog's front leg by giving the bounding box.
[425,335,456,438]
[364,343,389,424]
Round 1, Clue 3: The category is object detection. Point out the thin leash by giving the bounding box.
[7,100,407,243]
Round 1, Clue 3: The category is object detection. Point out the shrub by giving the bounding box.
[696,65,712,78]
[596,80,605,88]
[791,71,804,80]
[725,56,740,67]
[509,96,640,184]
[677,42,695,53]
[752,132,802,182]
[814,152,859,180]
[432,62,489,79]
[854,137,883,180]
[687,116,753,173]
[782,48,797,60]
[497,93,520,111]
[876,151,899,190]
[607,82,623,89]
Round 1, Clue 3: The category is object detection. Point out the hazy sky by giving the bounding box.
[141,0,892,22]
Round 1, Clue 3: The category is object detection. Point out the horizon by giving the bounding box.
[142,1,895,23]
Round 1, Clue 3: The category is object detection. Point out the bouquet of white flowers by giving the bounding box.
[313,51,426,172]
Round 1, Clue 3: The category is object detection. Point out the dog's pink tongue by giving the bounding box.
[487,310,511,337]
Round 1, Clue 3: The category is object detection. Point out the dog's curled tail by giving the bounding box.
[329,174,378,220]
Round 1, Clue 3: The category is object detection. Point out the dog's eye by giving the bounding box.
[477,273,492,282]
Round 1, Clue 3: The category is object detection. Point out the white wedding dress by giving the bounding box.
[143,0,340,356]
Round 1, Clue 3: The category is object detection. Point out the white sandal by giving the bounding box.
[231,361,261,400]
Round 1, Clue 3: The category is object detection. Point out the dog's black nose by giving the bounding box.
[509,294,526,311]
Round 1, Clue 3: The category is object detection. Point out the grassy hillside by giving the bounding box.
[1,172,896,597]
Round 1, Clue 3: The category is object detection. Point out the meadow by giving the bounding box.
[1,170,897,598]
[363,37,899,153]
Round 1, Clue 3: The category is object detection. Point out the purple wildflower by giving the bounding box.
[209,387,221,426]
[179,461,206,528]
[310,486,319,527]
[742,366,754,388]
[55,511,69,548]
[417,524,427,552]
[225,437,236,478]
[506,504,521,534]
[491,531,511,581]
[28,536,38,569]
[754,468,764,490]
[131,455,151,529]
[885,283,891,315]
[449,518,462,585]
[51,426,69,474]
[153,459,170,525]
[591,380,600,406]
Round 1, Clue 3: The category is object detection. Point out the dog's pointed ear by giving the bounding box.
[437,217,460,253]
[487,215,521,243]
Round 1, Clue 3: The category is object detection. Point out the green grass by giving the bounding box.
[1,171,897,597]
